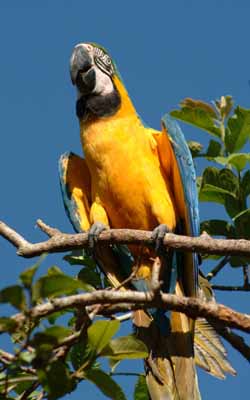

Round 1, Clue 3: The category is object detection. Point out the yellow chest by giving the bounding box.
[80,115,177,231]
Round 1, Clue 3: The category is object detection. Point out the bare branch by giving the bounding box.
[243,265,249,287]
[36,219,62,237]
[2,220,250,259]
[0,221,30,250]
[206,256,230,281]
[213,325,250,363]
[150,257,163,292]
[8,289,250,334]
[0,349,14,363]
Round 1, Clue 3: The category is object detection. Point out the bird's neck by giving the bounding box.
[80,76,141,138]
[111,76,138,119]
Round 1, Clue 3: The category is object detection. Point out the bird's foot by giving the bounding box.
[151,224,171,255]
[88,222,108,250]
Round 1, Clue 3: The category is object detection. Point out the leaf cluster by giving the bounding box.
[171,95,250,270]
[0,255,149,399]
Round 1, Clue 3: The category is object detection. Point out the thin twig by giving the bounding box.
[36,219,62,237]
[213,325,250,363]
[110,372,142,377]
[113,312,132,322]
[0,349,15,363]
[19,381,40,400]
[243,265,249,287]
[212,285,250,292]
[151,257,163,292]
[206,256,230,281]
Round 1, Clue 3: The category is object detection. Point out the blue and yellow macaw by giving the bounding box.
[59,43,235,399]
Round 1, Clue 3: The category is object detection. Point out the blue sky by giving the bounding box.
[0,1,250,399]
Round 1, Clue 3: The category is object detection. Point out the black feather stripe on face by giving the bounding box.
[93,46,114,77]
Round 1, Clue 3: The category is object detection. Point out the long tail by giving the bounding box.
[134,305,201,400]
[132,253,200,400]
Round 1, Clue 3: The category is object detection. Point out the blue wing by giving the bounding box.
[161,114,200,292]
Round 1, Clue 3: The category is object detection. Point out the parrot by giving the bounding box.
[59,42,235,399]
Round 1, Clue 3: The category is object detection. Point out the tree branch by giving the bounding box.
[213,325,250,362]
[8,289,250,334]
[1,219,250,258]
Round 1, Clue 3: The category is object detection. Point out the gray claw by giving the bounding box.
[151,224,170,254]
[88,222,108,249]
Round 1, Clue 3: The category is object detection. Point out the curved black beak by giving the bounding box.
[70,45,92,85]
[70,44,96,95]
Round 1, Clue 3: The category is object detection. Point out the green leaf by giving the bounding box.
[225,106,250,153]
[199,184,233,204]
[0,317,18,333]
[12,377,35,394]
[78,267,102,288]
[214,154,250,172]
[19,254,46,288]
[64,250,96,268]
[229,256,250,267]
[180,98,218,117]
[241,170,250,200]
[38,361,75,400]
[19,350,35,363]
[234,209,250,239]
[84,369,126,400]
[224,195,242,218]
[88,320,120,356]
[187,141,203,157]
[0,285,26,310]
[218,168,239,193]
[206,140,222,157]
[71,338,93,370]
[44,325,72,340]
[101,335,148,360]
[134,375,149,400]
[200,220,233,237]
[171,98,221,138]
[33,326,72,347]
[199,167,239,204]
[196,176,202,194]
[32,272,93,302]
[47,266,64,275]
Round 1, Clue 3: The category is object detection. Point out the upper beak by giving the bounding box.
[70,44,92,85]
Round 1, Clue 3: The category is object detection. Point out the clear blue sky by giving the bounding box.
[0,1,250,399]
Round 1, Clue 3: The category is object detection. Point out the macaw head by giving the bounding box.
[70,43,125,120]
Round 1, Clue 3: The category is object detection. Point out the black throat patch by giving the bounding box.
[76,85,121,120]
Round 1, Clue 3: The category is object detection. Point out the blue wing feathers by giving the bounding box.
[161,114,199,289]
[58,152,83,233]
